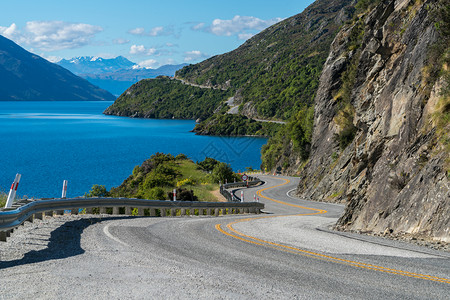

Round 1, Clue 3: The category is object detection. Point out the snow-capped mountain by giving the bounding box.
[58,56,136,75]
[57,56,188,96]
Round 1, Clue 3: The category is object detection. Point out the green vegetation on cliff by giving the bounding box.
[193,114,282,137]
[0,191,6,207]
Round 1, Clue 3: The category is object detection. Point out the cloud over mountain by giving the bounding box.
[193,15,283,39]
[183,50,209,62]
[0,21,102,51]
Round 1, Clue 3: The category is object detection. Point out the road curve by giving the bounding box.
[1,175,449,299]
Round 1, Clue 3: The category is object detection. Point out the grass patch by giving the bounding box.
[0,192,6,207]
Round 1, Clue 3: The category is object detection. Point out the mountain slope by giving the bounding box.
[176,0,353,120]
[0,35,115,101]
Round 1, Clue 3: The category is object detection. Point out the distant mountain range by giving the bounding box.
[57,56,188,96]
[58,56,136,75]
[0,35,115,101]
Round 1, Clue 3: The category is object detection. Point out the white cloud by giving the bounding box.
[0,21,103,51]
[128,25,175,37]
[184,50,209,62]
[0,23,19,39]
[238,33,255,40]
[41,54,61,63]
[113,38,129,45]
[129,44,157,56]
[25,21,102,51]
[129,27,145,35]
[134,59,159,69]
[191,23,205,31]
[192,15,282,38]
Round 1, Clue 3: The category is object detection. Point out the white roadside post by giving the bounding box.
[61,180,68,198]
[254,194,256,202]
[5,173,21,208]
[241,191,244,202]
[173,188,177,201]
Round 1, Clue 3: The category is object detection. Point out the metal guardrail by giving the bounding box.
[220,179,264,202]
[0,197,264,241]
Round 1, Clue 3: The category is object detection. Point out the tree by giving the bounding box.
[86,184,109,197]
[211,162,234,183]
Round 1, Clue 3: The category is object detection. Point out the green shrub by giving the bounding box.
[211,162,234,183]
[85,184,109,197]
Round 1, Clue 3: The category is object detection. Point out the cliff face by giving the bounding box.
[297,0,449,243]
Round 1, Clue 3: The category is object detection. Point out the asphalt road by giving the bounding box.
[1,175,449,299]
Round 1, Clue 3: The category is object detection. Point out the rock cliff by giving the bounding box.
[296,0,449,243]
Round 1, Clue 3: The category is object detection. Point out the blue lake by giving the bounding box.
[0,101,267,198]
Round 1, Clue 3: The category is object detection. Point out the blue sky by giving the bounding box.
[0,0,315,68]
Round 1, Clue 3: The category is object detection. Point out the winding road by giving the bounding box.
[1,175,449,299]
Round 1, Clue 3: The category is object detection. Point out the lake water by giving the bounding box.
[0,101,267,198]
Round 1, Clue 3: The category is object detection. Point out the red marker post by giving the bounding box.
[173,188,177,201]
[61,180,68,198]
[5,173,21,208]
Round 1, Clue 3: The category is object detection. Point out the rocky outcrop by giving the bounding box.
[297,0,449,243]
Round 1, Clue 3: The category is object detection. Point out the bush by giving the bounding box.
[85,184,109,197]
[197,157,220,172]
[145,187,166,200]
[211,162,234,183]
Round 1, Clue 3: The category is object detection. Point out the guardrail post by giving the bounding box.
[170,208,177,217]
[198,208,204,216]
[161,208,167,217]
[5,173,21,208]
[71,208,79,215]
[206,208,212,216]
[99,207,106,214]
[56,210,64,216]
[35,212,44,220]
[45,211,53,217]
[125,207,132,215]
[113,207,119,215]
[27,214,35,223]
[180,208,186,216]
[149,208,156,216]
[85,207,93,214]
[214,208,219,217]
[61,180,68,198]
[138,208,145,216]
[0,231,7,242]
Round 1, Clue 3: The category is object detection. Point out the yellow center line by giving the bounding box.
[215,177,450,284]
